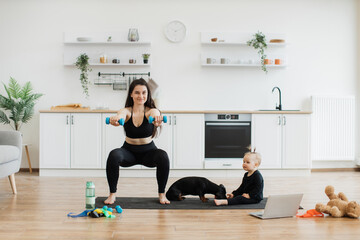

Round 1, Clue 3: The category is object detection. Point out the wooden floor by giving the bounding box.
[1,172,360,240]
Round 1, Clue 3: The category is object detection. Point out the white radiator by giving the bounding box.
[311,96,355,161]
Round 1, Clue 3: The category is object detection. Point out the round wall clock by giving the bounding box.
[164,20,186,43]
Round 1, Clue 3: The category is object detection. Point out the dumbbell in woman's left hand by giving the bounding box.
[149,115,167,125]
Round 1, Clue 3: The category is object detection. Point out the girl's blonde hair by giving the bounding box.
[244,148,262,165]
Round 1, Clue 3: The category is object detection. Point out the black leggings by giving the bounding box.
[106,141,170,193]
[227,195,260,205]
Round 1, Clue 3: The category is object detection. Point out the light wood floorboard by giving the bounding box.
[1,172,360,239]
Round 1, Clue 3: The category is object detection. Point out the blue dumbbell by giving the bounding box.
[115,205,123,213]
[149,116,167,124]
[105,117,125,126]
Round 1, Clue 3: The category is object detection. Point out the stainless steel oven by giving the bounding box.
[205,114,251,160]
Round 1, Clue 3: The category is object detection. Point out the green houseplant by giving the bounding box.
[0,77,43,131]
[75,53,92,97]
[247,31,268,73]
[142,53,150,64]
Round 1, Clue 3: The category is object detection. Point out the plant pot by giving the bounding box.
[143,59,148,64]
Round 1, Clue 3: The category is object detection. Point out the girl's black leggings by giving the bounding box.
[106,141,170,193]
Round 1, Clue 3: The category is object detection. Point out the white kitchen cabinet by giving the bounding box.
[252,114,310,169]
[251,114,282,168]
[153,116,173,169]
[281,115,311,168]
[102,113,125,168]
[173,114,204,169]
[40,113,70,168]
[40,113,102,169]
[154,114,204,169]
[70,113,102,168]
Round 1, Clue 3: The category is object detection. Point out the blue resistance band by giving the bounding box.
[67,209,93,218]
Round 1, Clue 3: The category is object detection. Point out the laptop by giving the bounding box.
[250,193,303,219]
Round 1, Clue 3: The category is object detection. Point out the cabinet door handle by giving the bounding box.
[66,116,69,125]
[174,116,176,125]
[278,116,281,125]
[282,116,286,125]
[71,115,74,125]
[169,116,172,125]
[206,123,250,126]
[223,163,232,166]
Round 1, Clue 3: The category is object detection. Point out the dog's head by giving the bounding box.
[215,184,227,199]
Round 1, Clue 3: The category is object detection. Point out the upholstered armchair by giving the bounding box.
[0,130,22,194]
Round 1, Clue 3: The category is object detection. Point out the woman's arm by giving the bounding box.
[147,108,162,126]
[110,108,130,126]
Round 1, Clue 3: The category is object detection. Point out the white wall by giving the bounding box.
[357,0,360,165]
[0,0,357,168]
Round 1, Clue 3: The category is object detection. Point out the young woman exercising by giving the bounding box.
[104,79,170,205]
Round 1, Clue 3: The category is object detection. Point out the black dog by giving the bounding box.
[166,176,226,202]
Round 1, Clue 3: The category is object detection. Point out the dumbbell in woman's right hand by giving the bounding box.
[105,117,125,126]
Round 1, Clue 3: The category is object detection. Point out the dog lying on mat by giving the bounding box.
[166,177,227,202]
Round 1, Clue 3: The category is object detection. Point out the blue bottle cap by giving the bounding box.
[86,181,95,188]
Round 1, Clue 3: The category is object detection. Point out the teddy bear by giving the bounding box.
[315,185,360,218]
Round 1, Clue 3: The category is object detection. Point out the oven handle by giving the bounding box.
[205,123,250,126]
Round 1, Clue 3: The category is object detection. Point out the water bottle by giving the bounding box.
[85,181,95,209]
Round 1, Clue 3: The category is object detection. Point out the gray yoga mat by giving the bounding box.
[95,197,270,209]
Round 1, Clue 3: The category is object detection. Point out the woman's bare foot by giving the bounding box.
[159,193,170,204]
[214,199,228,206]
[104,193,116,205]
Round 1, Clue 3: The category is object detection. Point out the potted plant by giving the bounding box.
[247,31,268,73]
[0,77,43,131]
[142,53,150,64]
[75,53,92,97]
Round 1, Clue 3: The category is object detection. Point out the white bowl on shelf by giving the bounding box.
[76,37,92,42]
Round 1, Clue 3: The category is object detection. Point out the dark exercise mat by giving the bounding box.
[95,197,271,209]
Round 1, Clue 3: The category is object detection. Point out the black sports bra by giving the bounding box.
[123,112,154,138]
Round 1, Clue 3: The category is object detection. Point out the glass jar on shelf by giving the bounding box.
[100,53,108,64]
[128,28,139,42]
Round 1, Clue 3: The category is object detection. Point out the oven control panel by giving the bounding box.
[218,114,239,120]
[205,114,251,121]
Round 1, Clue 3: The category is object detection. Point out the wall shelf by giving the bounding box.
[201,64,287,67]
[64,31,151,43]
[64,41,151,45]
[200,32,288,69]
[65,63,151,67]
[63,31,152,67]
[201,42,287,47]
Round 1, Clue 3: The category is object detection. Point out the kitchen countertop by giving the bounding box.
[40,109,312,114]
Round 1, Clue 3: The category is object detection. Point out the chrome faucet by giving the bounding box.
[272,87,282,111]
